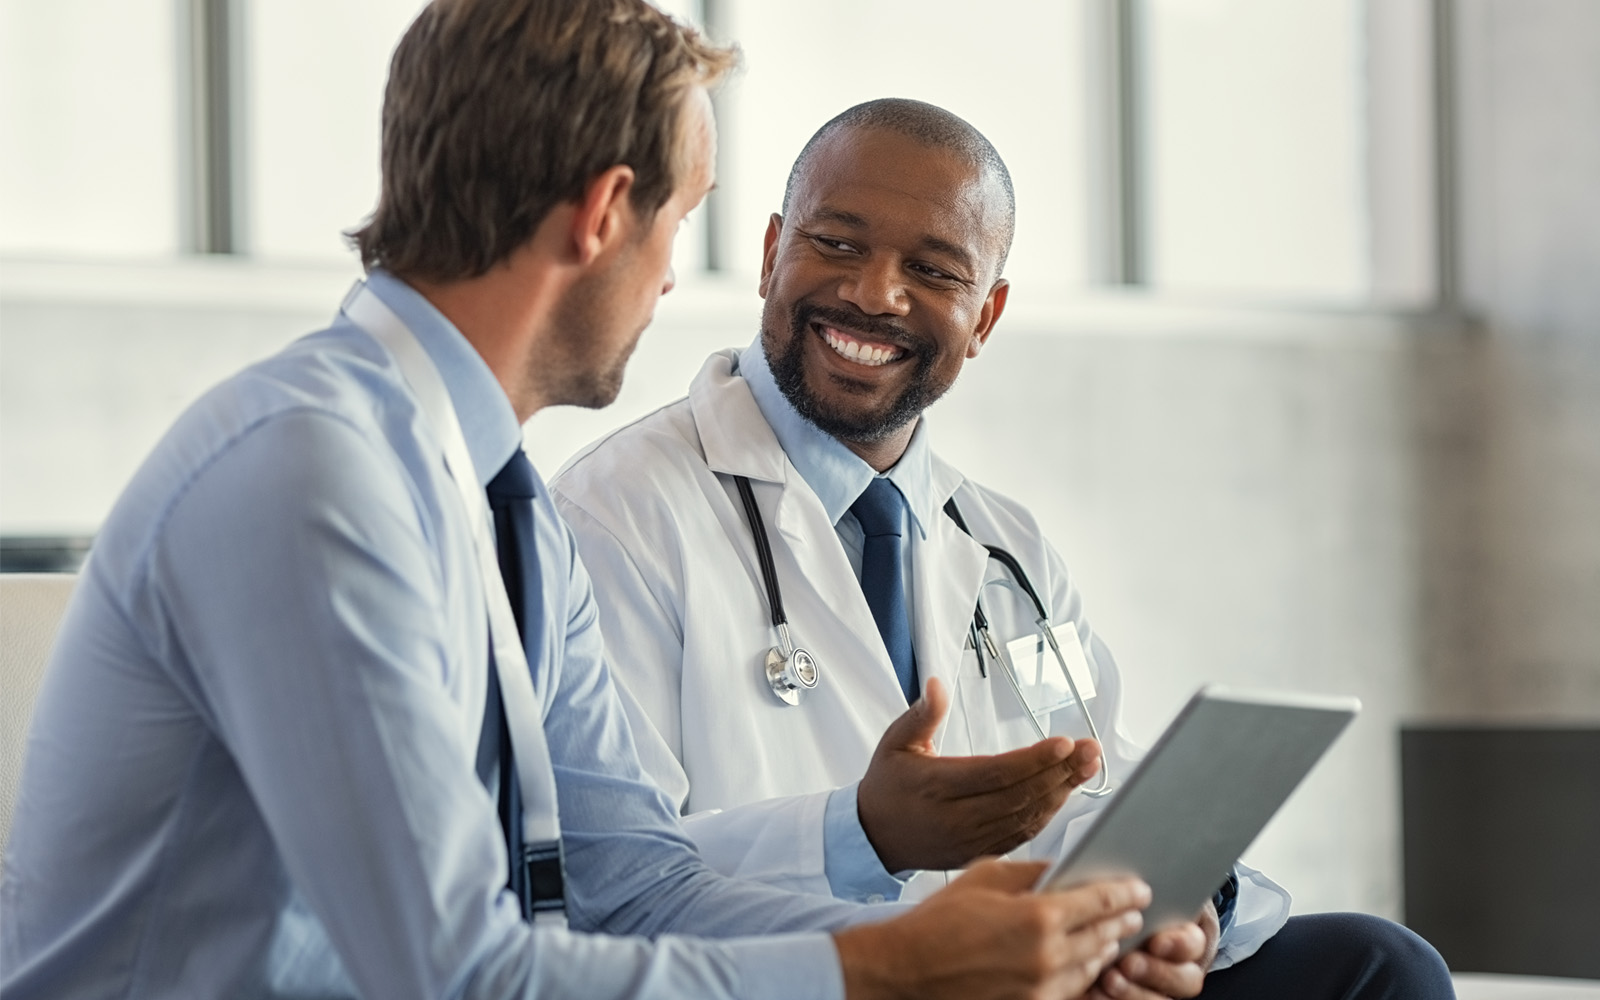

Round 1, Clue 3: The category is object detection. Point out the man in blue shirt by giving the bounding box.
[0,2,1154,999]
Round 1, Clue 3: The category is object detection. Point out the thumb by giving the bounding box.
[878,676,950,754]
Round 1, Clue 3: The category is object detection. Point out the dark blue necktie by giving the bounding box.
[479,448,553,921]
[852,477,918,703]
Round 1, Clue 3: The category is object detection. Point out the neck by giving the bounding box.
[838,422,916,473]
[405,253,559,423]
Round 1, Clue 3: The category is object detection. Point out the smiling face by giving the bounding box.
[758,126,1010,467]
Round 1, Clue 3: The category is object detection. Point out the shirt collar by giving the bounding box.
[363,269,524,490]
[737,338,936,539]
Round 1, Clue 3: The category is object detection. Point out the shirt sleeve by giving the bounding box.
[151,409,863,1000]
[822,784,909,903]
[1211,862,1292,970]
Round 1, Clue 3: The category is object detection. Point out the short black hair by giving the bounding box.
[781,98,1016,275]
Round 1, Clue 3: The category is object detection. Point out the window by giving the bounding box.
[1,0,1441,305]
[246,0,426,261]
[1137,0,1371,299]
[710,0,1091,290]
[0,0,180,258]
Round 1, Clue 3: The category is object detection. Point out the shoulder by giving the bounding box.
[170,323,415,458]
[552,395,711,526]
[96,324,434,576]
[935,452,1050,548]
[933,454,1088,614]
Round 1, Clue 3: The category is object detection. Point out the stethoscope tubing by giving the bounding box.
[735,475,788,631]
[944,498,1115,798]
[733,475,1114,797]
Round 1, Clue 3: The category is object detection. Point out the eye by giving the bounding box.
[909,261,964,285]
[802,231,859,255]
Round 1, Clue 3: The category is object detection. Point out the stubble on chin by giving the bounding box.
[762,305,944,445]
[538,269,646,410]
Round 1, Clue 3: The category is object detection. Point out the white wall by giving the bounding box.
[1421,0,1600,720]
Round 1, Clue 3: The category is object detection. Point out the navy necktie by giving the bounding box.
[480,448,546,920]
[851,477,919,703]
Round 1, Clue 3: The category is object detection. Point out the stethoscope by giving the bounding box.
[734,476,1115,798]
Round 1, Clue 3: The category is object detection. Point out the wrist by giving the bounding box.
[854,783,912,875]
[833,923,910,1000]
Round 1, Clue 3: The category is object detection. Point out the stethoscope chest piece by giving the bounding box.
[735,475,823,707]
[765,641,819,706]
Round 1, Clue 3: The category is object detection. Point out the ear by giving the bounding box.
[967,278,1009,358]
[757,213,784,298]
[570,165,638,265]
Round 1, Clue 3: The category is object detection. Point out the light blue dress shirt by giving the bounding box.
[0,273,872,1000]
[736,341,937,903]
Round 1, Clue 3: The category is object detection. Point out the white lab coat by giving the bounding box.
[552,350,1289,967]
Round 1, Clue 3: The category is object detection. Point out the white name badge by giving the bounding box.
[1004,621,1097,717]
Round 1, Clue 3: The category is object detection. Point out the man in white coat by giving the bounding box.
[552,100,1455,1000]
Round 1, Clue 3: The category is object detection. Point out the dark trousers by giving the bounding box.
[1198,913,1455,1000]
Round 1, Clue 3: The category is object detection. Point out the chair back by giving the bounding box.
[1,573,77,861]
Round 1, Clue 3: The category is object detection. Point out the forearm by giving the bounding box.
[462,926,845,1000]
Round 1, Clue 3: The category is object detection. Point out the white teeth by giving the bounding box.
[823,327,899,367]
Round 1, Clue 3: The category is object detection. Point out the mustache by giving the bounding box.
[792,302,928,357]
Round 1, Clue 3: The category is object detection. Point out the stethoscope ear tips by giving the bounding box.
[766,645,819,706]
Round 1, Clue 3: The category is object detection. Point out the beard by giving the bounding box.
[538,262,644,410]
[763,298,952,444]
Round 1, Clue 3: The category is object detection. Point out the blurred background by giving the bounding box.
[2,0,1597,979]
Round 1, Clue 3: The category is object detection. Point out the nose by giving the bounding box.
[661,264,676,296]
[837,256,909,316]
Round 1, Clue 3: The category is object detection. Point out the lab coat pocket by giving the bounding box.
[953,639,1040,756]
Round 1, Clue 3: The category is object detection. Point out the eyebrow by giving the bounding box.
[918,234,975,273]
[805,207,978,274]
[808,207,869,228]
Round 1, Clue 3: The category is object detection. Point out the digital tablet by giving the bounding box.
[1036,685,1360,951]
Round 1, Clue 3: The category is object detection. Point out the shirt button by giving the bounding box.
[866,893,885,904]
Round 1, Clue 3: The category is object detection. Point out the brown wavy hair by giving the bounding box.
[349,0,736,282]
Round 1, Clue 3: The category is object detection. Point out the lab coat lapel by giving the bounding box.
[688,351,916,719]
[690,349,788,484]
[913,456,989,752]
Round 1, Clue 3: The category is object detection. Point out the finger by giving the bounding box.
[935,737,1076,798]
[1033,911,1129,1000]
[1066,738,1103,782]
[1044,877,1151,929]
[876,676,950,754]
[1117,951,1207,998]
[966,777,1078,856]
[960,753,1090,849]
[1097,964,1174,1000]
[982,756,1079,820]
[1042,937,1121,1000]
[1146,922,1207,963]
[951,857,1050,893]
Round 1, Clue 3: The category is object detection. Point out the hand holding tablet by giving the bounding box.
[1037,685,1361,954]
